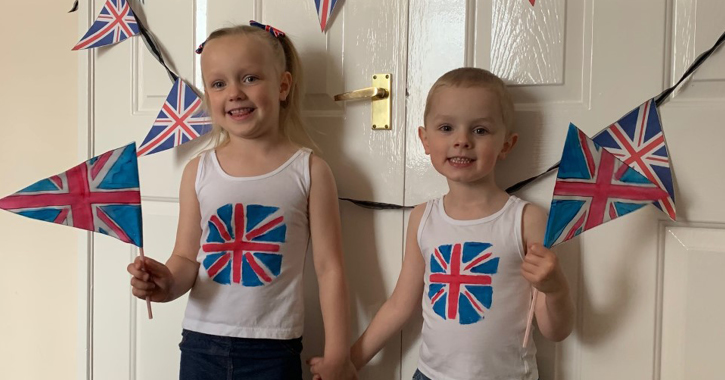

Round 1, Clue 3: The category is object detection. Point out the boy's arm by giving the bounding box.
[308,156,355,376]
[521,203,575,342]
[350,204,426,370]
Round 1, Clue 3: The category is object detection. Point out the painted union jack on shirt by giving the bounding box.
[544,124,669,248]
[428,242,499,325]
[202,203,287,287]
[137,79,212,157]
[593,99,675,220]
[73,0,139,51]
[0,143,143,247]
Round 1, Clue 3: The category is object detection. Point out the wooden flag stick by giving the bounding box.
[139,247,154,319]
[522,288,538,347]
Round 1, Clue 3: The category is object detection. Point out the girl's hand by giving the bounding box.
[521,244,566,295]
[127,256,174,302]
[308,356,358,380]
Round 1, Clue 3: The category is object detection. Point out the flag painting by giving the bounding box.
[73,0,139,51]
[202,203,287,287]
[544,124,669,248]
[0,143,143,247]
[137,79,212,157]
[314,0,338,31]
[428,242,499,325]
[593,99,675,220]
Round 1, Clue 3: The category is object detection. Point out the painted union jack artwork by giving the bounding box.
[314,0,339,31]
[0,143,143,247]
[428,242,499,325]
[593,99,675,220]
[72,0,139,51]
[544,124,669,248]
[137,79,212,157]
[202,203,287,287]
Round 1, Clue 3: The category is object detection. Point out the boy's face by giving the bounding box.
[418,85,517,185]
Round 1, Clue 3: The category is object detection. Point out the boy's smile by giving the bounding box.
[419,86,517,185]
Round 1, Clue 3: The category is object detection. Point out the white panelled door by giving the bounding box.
[84,0,724,379]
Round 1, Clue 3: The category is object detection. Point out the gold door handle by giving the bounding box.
[333,74,392,130]
[334,87,388,101]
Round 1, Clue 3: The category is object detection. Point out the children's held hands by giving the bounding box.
[521,243,567,295]
[127,256,174,302]
[307,356,358,380]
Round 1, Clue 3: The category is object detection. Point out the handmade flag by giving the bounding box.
[544,124,669,248]
[314,0,339,32]
[137,79,212,157]
[202,203,286,287]
[529,0,536,5]
[428,242,499,325]
[72,0,139,51]
[592,99,675,220]
[0,143,143,247]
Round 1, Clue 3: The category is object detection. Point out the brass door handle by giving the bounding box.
[334,87,388,101]
[333,74,392,130]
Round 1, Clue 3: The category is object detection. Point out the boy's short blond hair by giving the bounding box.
[423,68,515,132]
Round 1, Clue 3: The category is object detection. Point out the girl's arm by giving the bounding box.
[307,155,355,377]
[128,158,202,302]
[520,204,575,342]
[349,204,426,369]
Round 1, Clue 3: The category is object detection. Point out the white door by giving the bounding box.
[405,1,725,379]
[83,0,725,379]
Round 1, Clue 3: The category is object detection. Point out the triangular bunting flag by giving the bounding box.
[315,0,339,32]
[137,79,212,157]
[592,99,676,220]
[529,0,536,5]
[72,0,139,51]
[543,124,669,248]
[0,143,143,247]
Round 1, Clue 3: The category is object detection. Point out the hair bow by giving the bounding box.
[249,20,286,38]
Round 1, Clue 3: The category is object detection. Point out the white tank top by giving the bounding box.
[417,196,538,380]
[182,149,311,339]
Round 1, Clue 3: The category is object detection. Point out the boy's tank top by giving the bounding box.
[417,196,538,380]
[182,149,311,339]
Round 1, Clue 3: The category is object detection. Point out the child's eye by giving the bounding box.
[438,125,453,132]
[243,76,259,84]
[473,127,489,135]
[210,81,225,89]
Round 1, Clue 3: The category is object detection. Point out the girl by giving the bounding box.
[128,22,356,380]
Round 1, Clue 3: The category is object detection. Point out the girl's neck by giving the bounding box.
[443,179,510,220]
[215,133,299,177]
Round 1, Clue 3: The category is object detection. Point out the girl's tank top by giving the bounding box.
[182,148,312,339]
[417,195,538,380]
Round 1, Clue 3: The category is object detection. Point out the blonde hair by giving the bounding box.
[423,68,515,132]
[200,25,316,151]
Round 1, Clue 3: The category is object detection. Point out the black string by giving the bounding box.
[69,1,78,13]
[132,5,179,83]
[339,198,413,210]
[655,29,725,106]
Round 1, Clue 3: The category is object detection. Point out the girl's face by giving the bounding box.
[418,85,517,185]
[201,34,291,142]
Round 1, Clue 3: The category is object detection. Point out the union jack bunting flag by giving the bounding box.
[544,124,669,248]
[314,0,338,31]
[202,203,287,287]
[428,242,499,325]
[137,79,212,157]
[0,143,143,247]
[593,99,675,220]
[72,0,139,51]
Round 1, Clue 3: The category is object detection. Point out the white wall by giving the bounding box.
[0,2,78,379]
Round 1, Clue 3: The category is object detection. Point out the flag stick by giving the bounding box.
[139,247,154,319]
[523,289,538,347]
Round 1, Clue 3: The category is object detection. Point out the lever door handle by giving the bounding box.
[332,74,392,130]
[334,87,389,101]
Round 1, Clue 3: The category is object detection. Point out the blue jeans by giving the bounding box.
[179,329,303,380]
[412,369,432,380]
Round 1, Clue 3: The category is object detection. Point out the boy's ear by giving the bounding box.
[279,71,293,101]
[418,126,430,155]
[498,132,518,160]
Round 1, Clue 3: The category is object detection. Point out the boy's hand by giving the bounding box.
[521,244,566,294]
[307,356,358,380]
[127,256,173,302]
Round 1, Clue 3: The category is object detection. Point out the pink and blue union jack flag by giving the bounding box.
[137,79,212,157]
[593,99,675,220]
[429,242,499,325]
[202,203,286,287]
[544,124,669,248]
[0,143,143,247]
[314,0,338,31]
[73,0,139,51]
